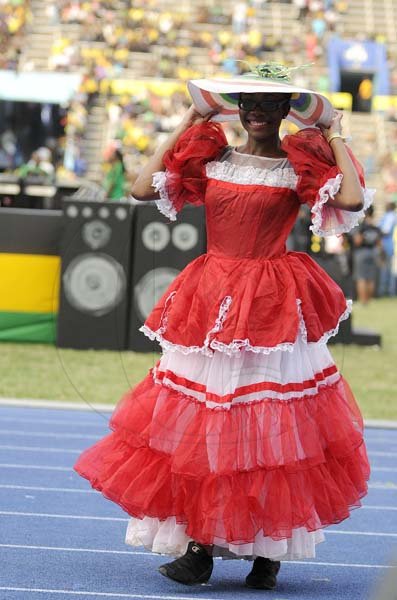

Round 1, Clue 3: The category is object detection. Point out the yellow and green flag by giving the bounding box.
[0,212,61,343]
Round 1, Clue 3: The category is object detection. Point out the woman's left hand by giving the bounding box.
[319,110,343,141]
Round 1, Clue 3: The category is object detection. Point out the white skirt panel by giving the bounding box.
[125,516,325,561]
[154,336,339,408]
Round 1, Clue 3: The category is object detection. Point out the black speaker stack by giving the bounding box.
[128,203,206,351]
[56,199,207,351]
[57,199,134,350]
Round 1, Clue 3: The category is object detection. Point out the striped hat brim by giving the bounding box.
[187,77,334,129]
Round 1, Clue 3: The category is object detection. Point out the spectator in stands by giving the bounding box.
[0,0,30,69]
[356,77,373,113]
[35,147,55,176]
[289,204,312,252]
[0,130,21,171]
[352,205,383,304]
[377,200,397,296]
[232,2,248,34]
[294,0,309,20]
[16,148,53,179]
[102,147,126,200]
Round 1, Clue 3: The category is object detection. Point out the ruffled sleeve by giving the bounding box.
[152,122,228,221]
[283,128,375,236]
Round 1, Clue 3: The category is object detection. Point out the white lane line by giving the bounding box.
[0,416,108,427]
[362,505,397,511]
[1,512,397,538]
[1,445,396,460]
[5,446,394,459]
[0,544,137,555]
[0,430,385,445]
[0,464,71,472]
[1,431,396,449]
[368,482,397,490]
[0,484,95,494]
[0,511,127,522]
[0,445,81,454]
[0,430,98,440]
[1,465,397,491]
[0,545,393,569]
[0,414,364,432]
[2,484,397,505]
[327,531,397,538]
[0,398,115,413]
[369,451,397,457]
[294,561,393,569]
[0,588,214,599]
[2,462,397,483]
[1,464,397,486]
[371,466,397,473]
[0,484,396,508]
[367,438,397,441]
[371,467,397,472]
[366,438,397,443]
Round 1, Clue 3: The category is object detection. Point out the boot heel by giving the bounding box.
[196,566,213,584]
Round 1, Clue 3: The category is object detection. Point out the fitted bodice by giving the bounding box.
[144,123,363,353]
[204,151,300,259]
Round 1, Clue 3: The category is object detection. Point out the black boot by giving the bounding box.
[158,541,213,585]
[245,557,281,590]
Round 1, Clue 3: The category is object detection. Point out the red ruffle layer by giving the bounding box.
[282,127,365,209]
[74,374,370,543]
[144,250,348,351]
[162,121,227,213]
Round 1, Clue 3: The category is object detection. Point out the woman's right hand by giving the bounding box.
[177,104,220,133]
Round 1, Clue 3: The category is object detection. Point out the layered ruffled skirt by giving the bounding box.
[74,254,370,560]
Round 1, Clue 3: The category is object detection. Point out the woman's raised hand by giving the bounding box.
[177,105,220,133]
[319,109,344,140]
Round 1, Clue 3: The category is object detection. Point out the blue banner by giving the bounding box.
[327,37,390,95]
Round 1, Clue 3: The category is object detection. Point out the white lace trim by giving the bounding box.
[206,160,298,189]
[296,298,308,343]
[204,295,232,348]
[152,171,177,221]
[310,174,375,236]
[156,291,176,335]
[310,173,343,237]
[139,297,352,356]
[317,298,352,344]
[139,325,213,357]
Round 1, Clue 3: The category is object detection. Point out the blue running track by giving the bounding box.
[0,404,396,600]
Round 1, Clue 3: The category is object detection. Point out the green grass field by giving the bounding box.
[1,298,396,420]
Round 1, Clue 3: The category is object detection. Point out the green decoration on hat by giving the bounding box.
[237,61,312,83]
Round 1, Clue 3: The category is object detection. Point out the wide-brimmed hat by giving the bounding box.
[188,63,334,129]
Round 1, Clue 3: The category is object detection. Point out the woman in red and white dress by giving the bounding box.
[74,65,372,590]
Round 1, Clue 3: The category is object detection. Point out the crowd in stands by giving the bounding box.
[0,0,355,79]
[40,0,352,81]
[0,0,31,69]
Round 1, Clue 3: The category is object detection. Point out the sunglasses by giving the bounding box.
[237,97,290,112]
